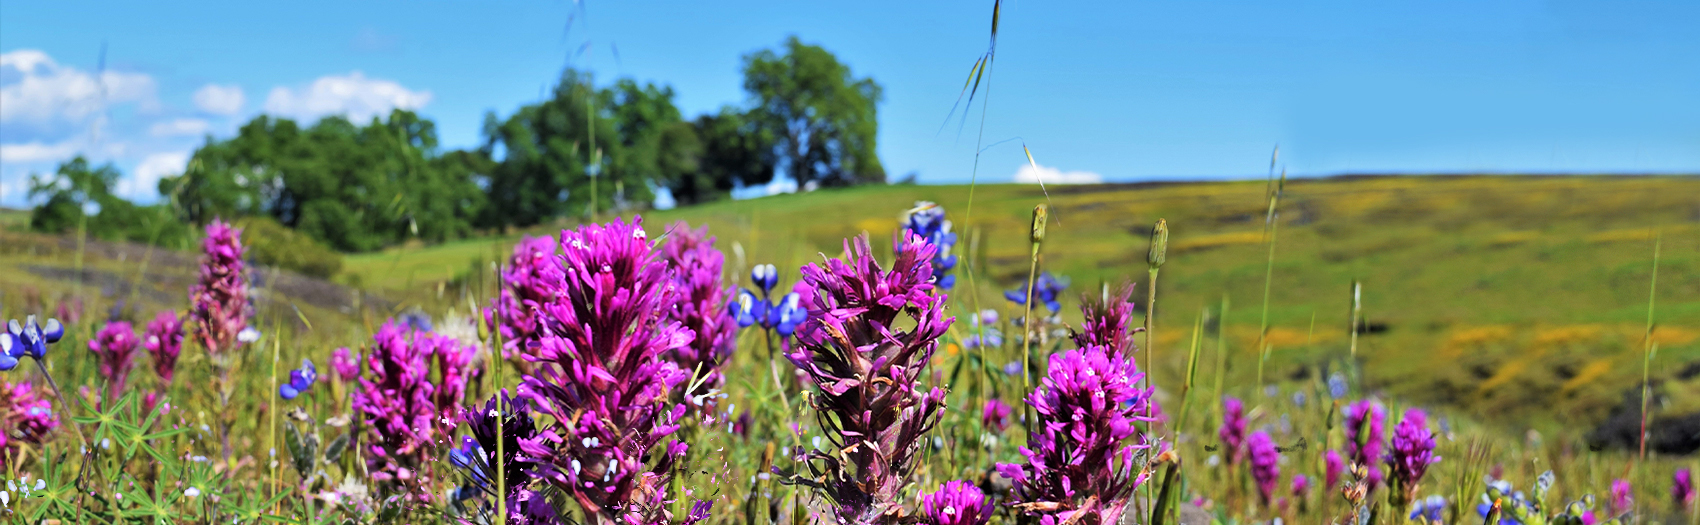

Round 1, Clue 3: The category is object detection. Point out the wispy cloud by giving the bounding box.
[193,83,246,116]
[1014,163,1102,184]
[262,71,431,124]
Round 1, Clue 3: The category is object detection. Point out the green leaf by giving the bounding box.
[324,431,350,464]
[284,420,318,478]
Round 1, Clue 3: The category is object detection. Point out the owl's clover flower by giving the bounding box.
[1325,450,1345,491]
[451,391,563,525]
[0,378,58,468]
[659,222,737,396]
[1344,399,1387,489]
[423,332,478,417]
[190,219,251,357]
[352,321,440,501]
[1385,408,1441,507]
[997,343,1155,525]
[1219,396,1248,466]
[330,347,361,382]
[982,398,1012,433]
[512,217,694,525]
[1248,431,1281,505]
[786,232,954,525]
[487,235,561,359]
[1677,468,1695,510]
[1070,283,1140,355]
[919,480,991,525]
[90,321,140,403]
[143,311,184,385]
[1610,478,1632,516]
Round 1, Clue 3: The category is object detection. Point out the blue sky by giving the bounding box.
[3,0,1697,207]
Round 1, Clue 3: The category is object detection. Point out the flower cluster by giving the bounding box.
[1070,283,1139,355]
[331,347,361,382]
[90,321,140,403]
[1219,396,1247,466]
[1343,399,1386,488]
[1385,408,1440,506]
[1248,431,1280,504]
[1610,478,1632,516]
[190,219,251,356]
[278,359,317,400]
[982,398,1012,433]
[1677,468,1695,510]
[962,310,1003,349]
[513,217,694,525]
[919,480,991,525]
[0,378,58,467]
[787,233,953,525]
[1324,450,1345,491]
[489,235,561,359]
[900,201,959,289]
[423,332,478,417]
[998,344,1155,525]
[729,264,810,337]
[0,316,64,370]
[1407,495,1446,523]
[144,311,184,385]
[352,321,440,501]
[451,391,562,525]
[1004,272,1070,314]
[660,221,737,395]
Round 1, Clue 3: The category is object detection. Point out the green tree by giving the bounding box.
[742,36,885,189]
[28,156,189,247]
[669,107,776,206]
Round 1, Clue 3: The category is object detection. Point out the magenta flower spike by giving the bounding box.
[1292,474,1311,499]
[1248,431,1281,505]
[190,219,250,357]
[488,235,561,360]
[143,310,183,387]
[1344,399,1387,489]
[1070,283,1140,355]
[424,331,478,417]
[660,221,736,398]
[1325,450,1345,491]
[512,216,694,525]
[330,347,361,382]
[982,398,1012,433]
[1611,478,1633,516]
[784,232,953,525]
[0,378,58,468]
[90,320,140,403]
[352,321,439,501]
[1677,468,1696,511]
[996,343,1155,525]
[920,480,992,525]
[1385,408,1440,506]
[1219,396,1248,466]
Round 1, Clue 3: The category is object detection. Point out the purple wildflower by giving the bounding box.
[660,221,737,397]
[423,331,478,417]
[452,391,563,525]
[982,398,1012,433]
[90,321,140,403]
[1677,468,1695,510]
[1292,474,1310,498]
[143,311,183,386]
[0,378,57,468]
[278,358,317,400]
[487,235,560,360]
[900,201,959,290]
[1386,408,1440,506]
[1325,450,1345,491]
[1070,283,1139,355]
[1,315,66,369]
[190,219,251,356]
[1611,478,1632,516]
[513,216,693,525]
[1249,431,1281,505]
[352,321,439,501]
[330,347,361,382]
[787,233,953,525]
[1219,396,1248,466]
[919,480,991,525]
[997,344,1155,525]
[1344,399,1387,489]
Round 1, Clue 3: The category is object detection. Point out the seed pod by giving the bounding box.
[1030,204,1049,244]
[1147,219,1169,268]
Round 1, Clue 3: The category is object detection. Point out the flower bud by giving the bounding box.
[1147,219,1168,268]
[1030,204,1048,245]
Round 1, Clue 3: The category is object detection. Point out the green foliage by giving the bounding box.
[27,156,191,247]
[164,110,488,252]
[742,36,886,188]
[672,107,777,206]
[236,216,344,278]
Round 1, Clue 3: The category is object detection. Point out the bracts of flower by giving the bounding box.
[1385,408,1440,511]
[423,332,478,417]
[331,347,361,382]
[352,321,440,502]
[0,378,58,468]
[144,311,183,385]
[190,219,251,357]
[660,221,737,399]
[919,480,992,525]
[1610,478,1632,517]
[784,232,953,525]
[1343,399,1387,489]
[1219,396,1248,466]
[1324,450,1345,491]
[451,390,562,525]
[513,216,697,525]
[89,320,140,403]
[983,398,1013,433]
[900,201,959,289]
[488,235,561,360]
[1070,283,1140,355]
[1677,468,1695,511]
[997,343,1156,525]
[1248,431,1281,505]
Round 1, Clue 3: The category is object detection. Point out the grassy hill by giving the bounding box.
[345,174,1700,433]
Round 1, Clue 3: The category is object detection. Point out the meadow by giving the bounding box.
[0,174,1696,524]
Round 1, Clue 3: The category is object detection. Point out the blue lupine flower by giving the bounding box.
[769,292,807,337]
[2,316,65,370]
[901,201,959,290]
[729,289,767,328]
[963,309,1004,349]
[397,309,434,333]
[1327,372,1349,399]
[278,358,317,399]
[1003,272,1068,313]
[1408,495,1446,522]
[751,264,779,296]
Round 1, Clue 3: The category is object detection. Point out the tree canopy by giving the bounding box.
[743,36,885,188]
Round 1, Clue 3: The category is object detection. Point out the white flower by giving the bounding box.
[185,487,202,498]
[238,326,261,344]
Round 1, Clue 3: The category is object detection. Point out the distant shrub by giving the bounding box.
[235,217,344,278]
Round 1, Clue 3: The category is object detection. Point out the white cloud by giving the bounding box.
[0,140,80,163]
[149,118,211,137]
[118,151,189,200]
[192,83,246,116]
[0,49,158,126]
[262,71,431,123]
[1014,163,1103,185]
